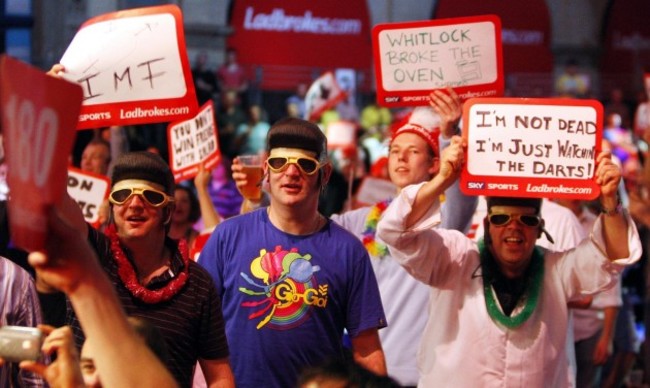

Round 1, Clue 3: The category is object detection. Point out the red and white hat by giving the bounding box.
[391,106,441,156]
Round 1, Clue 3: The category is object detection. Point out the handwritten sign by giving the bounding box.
[67,167,110,227]
[372,15,503,107]
[1,55,83,251]
[167,101,221,182]
[460,98,603,200]
[59,5,198,129]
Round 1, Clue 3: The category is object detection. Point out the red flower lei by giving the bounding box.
[105,225,190,304]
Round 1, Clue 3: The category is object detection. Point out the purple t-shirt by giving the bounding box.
[199,208,386,388]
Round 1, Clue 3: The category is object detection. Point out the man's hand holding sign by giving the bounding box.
[1,55,83,251]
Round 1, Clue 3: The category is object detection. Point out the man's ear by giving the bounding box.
[321,163,333,186]
[163,203,175,225]
[108,205,114,226]
[483,217,491,246]
[263,163,270,182]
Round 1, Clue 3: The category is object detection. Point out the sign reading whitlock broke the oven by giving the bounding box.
[372,14,504,107]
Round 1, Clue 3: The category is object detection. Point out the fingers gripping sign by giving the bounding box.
[430,87,462,138]
[595,151,621,198]
[1,55,83,251]
[439,135,465,180]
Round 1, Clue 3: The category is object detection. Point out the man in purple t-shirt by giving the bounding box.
[200,118,387,388]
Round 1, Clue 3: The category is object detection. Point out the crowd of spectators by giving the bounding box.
[4,46,650,387]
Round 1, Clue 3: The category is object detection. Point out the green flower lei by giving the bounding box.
[479,239,544,329]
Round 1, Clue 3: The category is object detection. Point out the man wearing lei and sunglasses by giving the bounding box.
[376,146,642,386]
[37,151,234,388]
[199,118,388,388]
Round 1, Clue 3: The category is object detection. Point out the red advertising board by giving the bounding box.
[373,15,504,108]
[601,0,650,79]
[1,55,83,251]
[460,98,603,200]
[227,0,372,90]
[59,5,198,129]
[434,0,553,75]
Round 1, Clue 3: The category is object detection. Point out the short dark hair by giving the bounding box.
[111,152,175,196]
[298,356,399,388]
[486,197,542,215]
[266,117,328,163]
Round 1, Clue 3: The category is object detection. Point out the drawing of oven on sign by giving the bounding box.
[456,60,482,83]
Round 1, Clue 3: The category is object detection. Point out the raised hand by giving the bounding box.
[438,135,465,182]
[429,87,462,138]
[594,151,621,207]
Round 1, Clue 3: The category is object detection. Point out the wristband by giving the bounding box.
[601,199,623,216]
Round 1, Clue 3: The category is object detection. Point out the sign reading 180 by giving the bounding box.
[4,94,59,187]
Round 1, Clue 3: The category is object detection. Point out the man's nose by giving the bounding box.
[127,193,146,207]
[285,163,301,176]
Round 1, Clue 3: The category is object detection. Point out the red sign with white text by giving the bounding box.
[59,5,198,129]
[373,15,504,107]
[167,101,221,183]
[461,98,603,200]
[1,55,83,251]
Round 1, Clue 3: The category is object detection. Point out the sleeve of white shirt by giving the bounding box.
[376,182,476,286]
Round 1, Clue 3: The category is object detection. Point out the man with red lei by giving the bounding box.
[38,151,234,388]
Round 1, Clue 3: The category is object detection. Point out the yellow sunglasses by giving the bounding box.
[108,187,174,207]
[266,155,323,175]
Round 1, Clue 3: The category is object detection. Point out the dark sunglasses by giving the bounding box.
[267,156,322,175]
[488,213,542,227]
[108,187,174,207]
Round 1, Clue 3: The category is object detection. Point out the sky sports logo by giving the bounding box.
[467,182,520,190]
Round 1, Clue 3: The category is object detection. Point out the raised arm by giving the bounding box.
[28,208,178,388]
[406,135,465,229]
[596,151,631,260]
[429,87,462,139]
[430,88,478,233]
[194,164,221,230]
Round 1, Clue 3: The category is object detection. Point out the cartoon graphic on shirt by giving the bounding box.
[239,245,328,329]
